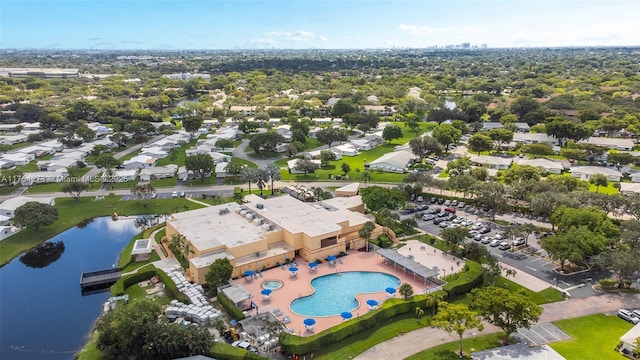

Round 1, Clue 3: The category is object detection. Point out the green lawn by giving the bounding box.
[405,332,506,360]
[588,182,620,195]
[313,312,431,359]
[0,196,204,266]
[150,175,178,188]
[156,139,198,166]
[550,314,632,360]
[492,277,564,304]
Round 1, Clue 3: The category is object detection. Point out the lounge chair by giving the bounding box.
[282,316,291,324]
[272,308,283,317]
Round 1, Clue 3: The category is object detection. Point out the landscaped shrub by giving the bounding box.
[110,268,189,303]
[442,260,484,298]
[218,291,246,321]
[599,279,618,290]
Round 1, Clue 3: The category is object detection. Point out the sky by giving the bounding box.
[1,0,639,50]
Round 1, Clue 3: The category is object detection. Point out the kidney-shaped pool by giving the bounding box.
[290,271,400,317]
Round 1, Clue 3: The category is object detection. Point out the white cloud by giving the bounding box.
[248,38,278,46]
[263,30,327,42]
[398,24,485,36]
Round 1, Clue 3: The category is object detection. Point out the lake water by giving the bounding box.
[0,217,139,359]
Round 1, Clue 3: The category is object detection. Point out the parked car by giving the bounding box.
[632,310,640,319]
[481,237,492,244]
[439,222,450,228]
[453,217,464,224]
[433,218,444,225]
[617,309,640,324]
[150,192,157,199]
[489,239,501,247]
[232,341,260,353]
[444,199,452,206]
[444,207,457,214]
[451,200,459,207]
[437,198,445,204]
[479,227,491,234]
[438,211,449,218]
[458,202,466,208]
[471,223,483,230]
[422,214,435,221]
[417,196,424,202]
[418,204,429,211]
[494,233,505,240]
[512,237,526,246]
[179,191,186,198]
[171,191,178,198]
[498,242,511,250]
[430,197,437,203]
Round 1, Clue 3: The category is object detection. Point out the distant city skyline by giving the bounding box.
[2,0,639,50]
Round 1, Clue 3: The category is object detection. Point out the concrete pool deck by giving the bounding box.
[235,243,465,336]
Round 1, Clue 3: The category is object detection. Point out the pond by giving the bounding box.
[0,217,139,359]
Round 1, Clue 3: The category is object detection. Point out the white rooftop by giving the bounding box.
[620,182,640,194]
[569,166,622,177]
[516,158,564,170]
[469,154,514,166]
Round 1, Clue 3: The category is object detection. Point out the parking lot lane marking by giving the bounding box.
[530,257,543,263]
[526,266,538,272]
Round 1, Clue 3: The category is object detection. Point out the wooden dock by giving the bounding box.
[80,268,122,290]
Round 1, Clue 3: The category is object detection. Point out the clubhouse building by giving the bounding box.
[165,194,388,284]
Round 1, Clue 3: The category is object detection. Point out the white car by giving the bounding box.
[489,239,501,247]
[422,214,435,221]
[171,191,178,198]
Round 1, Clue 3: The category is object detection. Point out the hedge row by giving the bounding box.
[210,342,268,360]
[218,291,246,322]
[280,290,447,355]
[280,261,484,355]
[442,260,484,298]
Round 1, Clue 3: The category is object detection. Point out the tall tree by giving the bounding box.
[545,118,591,147]
[382,124,403,143]
[467,133,493,155]
[425,292,445,317]
[255,168,269,196]
[488,128,514,152]
[185,154,214,182]
[470,287,543,344]
[475,181,509,220]
[61,182,89,201]
[240,167,258,194]
[358,221,376,251]
[409,135,443,163]
[205,257,234,296]
[432,123,462,153]
[588,173,608,193]
[341,162,351,176]
[360,186,405,211]
[12,202,58,232]
[432,302,484,358]
[265,163,281,195]
[440,227,469,251]
[293,159,319,178]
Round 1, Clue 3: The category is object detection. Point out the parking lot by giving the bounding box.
[399,199,601,298]
[120,190,234,201]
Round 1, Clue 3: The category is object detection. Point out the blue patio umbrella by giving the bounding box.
[230,319,238,326]
[366,299,378,307]
[289,267,299,272]
[385,287,396,295]
[261,289,272,296]
[341,312,353,320]
[308,262,318,268]
[243,270,255,277]
[327,255,337,261]
[303,318,316,326]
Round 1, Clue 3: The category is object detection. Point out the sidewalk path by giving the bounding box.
[355,292,640,360]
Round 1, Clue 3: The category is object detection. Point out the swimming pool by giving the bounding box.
[262,280,283,290]
[290,271,400,317]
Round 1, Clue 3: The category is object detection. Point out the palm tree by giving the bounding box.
[425,292,445,317]
[358,221,376,251]
[361,170,372,188]
[415,306,425,320]
[240,167,257,194]
[255,168,268,197]
[265,163,281,195]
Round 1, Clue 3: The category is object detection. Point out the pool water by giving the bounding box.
[262,280,283,290]
[290,272,400,317]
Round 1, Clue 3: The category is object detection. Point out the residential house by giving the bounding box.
[90,137,117,149]
[139,164,178,182]
[178,166,189,182]
[215,162,228,178]
[123,155,157,170]
[105,169,139,183]
[620,183,640,196]
[0,196,55,218]
[0,160,15,170]
[46,157,78,172]
[275,125,292,142]
[482,122,530,132]
[515,158,564,174]
[39,140,65,152]
[512,133,559,146]
[0,124,23,133]
[1,134,28,145]
[468,155,513,170]
[331,144,358,157]
[366,150,416,173]
[308,127,322,139]
[229,106,257,116]
[139,146,169,159]
[304,149,342,160]
[21,169,69,186]
[362,105,395,116]
[15,145,54,157]
[0,226,19,241]
[578,137,635,151]
[209,152,231,164]
[20,122,41,131]
[87,122,113,137]
[630,172,640,183]
[620,323,640,355]
[2,152,34,166]
[569,166,622,182]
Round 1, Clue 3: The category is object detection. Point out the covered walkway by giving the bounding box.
[377,248,444,288]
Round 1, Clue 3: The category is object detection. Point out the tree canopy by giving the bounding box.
[13,202,58,232]
[185,153,214,182]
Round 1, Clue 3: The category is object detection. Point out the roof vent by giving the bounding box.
[256,203,264,210]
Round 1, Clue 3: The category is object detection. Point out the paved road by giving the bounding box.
[355,292,640,360]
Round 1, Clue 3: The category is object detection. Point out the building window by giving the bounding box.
[320,236,337,248]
